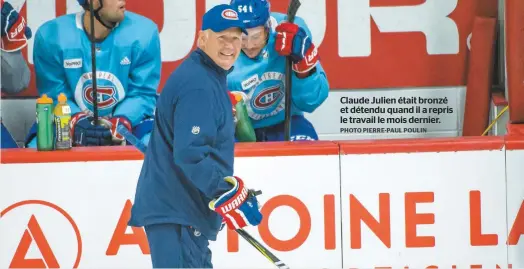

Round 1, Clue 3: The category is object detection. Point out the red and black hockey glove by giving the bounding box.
[274,21,319,77]
[1,1,32,52]
[209,176,263,230]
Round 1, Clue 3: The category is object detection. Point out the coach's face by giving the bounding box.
[94,0,126,23]
[199,28,242,71]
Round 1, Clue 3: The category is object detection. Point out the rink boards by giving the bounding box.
[1,137,523,268]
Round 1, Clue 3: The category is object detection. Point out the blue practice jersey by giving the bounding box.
[227,12,329,129]
[32,11,161,127]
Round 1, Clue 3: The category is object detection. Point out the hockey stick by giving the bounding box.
[115,124,290,269]
[235,228,289,269]
[88,0,99,125]
[283,0,301,141]
[116,124,147,153]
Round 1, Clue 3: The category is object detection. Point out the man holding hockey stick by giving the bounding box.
[118,124,289,269]
[128,4,263,268]
[26,0,160,148]
[227,0,329,142]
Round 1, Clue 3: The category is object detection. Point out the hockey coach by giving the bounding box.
[128,4,263,268]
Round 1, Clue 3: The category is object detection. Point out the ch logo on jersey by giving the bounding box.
[244,71,286,121]
[83,86,118,107]
[75,71,126,116]
[253,86,281,109]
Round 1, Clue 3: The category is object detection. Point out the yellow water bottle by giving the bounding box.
[54,93,72,150]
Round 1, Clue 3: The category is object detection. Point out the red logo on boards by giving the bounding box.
[1,200,83,268]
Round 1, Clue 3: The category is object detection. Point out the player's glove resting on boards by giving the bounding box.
[106,116,132,143]
[70,112,132,146]
[209,176,263,230]
[274,21,319,78]
[1,1,32,52]
[70,113,111,146]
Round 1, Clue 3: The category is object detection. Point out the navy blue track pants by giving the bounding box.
[145,223,213,268]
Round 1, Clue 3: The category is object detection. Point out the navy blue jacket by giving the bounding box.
[128,48,235,240]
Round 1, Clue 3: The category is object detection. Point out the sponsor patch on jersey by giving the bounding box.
[241,74,259,90]
[222,9,239,20]
[64,58,82,69]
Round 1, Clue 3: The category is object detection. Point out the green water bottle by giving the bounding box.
[36,94,54,151]
[231,92,256,142]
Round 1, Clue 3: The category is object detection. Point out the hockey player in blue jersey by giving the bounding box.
[228,0,329,142]
[25,0,160,148]
[128,4,262,268]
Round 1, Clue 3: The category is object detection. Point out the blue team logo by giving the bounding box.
[74,71,126,116]
[246,71,286,121]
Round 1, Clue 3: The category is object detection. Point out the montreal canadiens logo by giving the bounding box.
[83,86,117,107]
[244,71,285,121]
[253,85,282,109]
[75,71,126,113]
[222,9,239,20]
